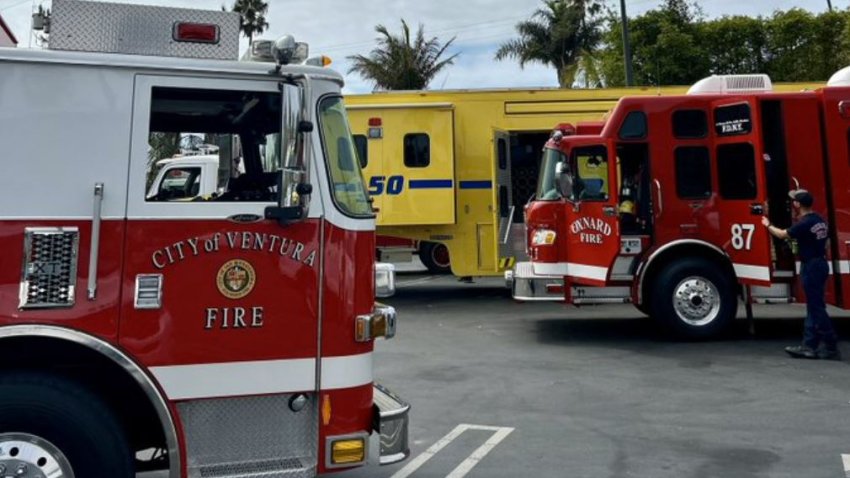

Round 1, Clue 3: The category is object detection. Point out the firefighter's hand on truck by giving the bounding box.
[761,216,771,228]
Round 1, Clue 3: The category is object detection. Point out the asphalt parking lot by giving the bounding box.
[339,272,850,478]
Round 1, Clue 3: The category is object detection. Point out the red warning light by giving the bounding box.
[173,23,220,44]
[368,117,382,127]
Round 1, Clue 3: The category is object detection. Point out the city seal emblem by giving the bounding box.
[216,259,256,299]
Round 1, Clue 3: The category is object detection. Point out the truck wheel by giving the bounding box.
[0,372,133,478]
[419,242,451,274]
[649,258,736,339]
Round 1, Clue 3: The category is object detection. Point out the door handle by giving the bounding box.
[750,203,764,215]
[602,206,617,217]
[653,179,663,217]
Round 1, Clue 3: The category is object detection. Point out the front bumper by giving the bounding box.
[372,383,410,465]
[506,261,564,301]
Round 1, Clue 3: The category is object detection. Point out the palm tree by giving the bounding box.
[228,0,269,44]
[495,0,604,88]
[347,20,459,91]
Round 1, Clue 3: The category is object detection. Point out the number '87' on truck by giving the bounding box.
[0,1,408,477]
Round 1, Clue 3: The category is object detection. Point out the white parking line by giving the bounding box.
[842,454,850,477]
[396,276,438,288]
[445,427,514,478]
[390,423,515,478]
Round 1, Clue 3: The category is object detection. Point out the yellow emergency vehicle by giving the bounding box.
[345,82,821,277]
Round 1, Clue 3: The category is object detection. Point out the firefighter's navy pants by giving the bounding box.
[801,258,838,350]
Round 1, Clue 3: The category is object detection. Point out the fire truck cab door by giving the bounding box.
[120,76,320,401]
[559,139,620,286]
[710,98,773,286]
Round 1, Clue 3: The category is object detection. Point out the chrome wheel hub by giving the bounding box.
[0,433,74,478]
[672,276,721,326]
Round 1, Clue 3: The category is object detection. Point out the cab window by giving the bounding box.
[619,111,647,140]
[318,96,372,217]
[717,143,757,199]
[145,87,281,202]
[673,110,708,139]
[572,145,609,201]
[675,147,712,199]
[536,147,565,201]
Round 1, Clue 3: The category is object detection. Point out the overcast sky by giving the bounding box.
[0,0,840,92]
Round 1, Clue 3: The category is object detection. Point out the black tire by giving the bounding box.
[649,258,736,339]
[418,242,451,274]
[0,372,133,477]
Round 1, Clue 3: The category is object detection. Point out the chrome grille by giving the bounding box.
[19,228,79,309]
[177,394,317,478]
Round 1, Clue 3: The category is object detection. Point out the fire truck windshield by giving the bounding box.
[537,147,567,201]
[318,96,372,217]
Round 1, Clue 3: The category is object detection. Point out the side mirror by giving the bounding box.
[555,161,574,200]
[267,81,311,225]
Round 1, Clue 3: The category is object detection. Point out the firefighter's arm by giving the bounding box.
[761,216,789,240]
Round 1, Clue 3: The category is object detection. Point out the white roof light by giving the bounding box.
[827,66,850,87]
[243,35,309,65]
[687,74,773,95]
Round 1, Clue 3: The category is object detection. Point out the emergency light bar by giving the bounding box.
[245,36,309,65]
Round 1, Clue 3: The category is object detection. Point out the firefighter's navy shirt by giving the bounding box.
[788,212,829,262]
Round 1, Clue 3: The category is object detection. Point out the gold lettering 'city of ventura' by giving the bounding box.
[151,231,317,270]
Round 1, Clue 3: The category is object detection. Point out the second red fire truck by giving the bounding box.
[0,1,407,477]
[509,71,850,338]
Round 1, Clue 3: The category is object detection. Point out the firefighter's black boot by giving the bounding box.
[784,345,817,359]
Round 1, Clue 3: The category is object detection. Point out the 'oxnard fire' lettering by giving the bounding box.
[570,217,612,245]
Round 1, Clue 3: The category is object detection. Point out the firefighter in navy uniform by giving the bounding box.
[762,190,841,360]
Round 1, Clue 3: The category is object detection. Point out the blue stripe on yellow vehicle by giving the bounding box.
[409,179,453,189]
[458,180,493,190]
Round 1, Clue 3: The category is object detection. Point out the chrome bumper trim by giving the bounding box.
[508,261,564,302]
[372,383,410,465]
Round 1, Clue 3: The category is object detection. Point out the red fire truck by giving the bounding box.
[0,2,408,477]
[508,71,850,338]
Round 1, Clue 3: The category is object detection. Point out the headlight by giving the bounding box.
[531,229,557,246]
[375,263,396,298]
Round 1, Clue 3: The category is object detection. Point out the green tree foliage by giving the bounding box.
[700,15,766,75]
[598,2,850,87]
[226,0,269,44]
[600,0,708,87]
[495,0,605,88]
[347,20,458,91]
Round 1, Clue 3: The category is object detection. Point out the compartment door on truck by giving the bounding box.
[493,130,518,264]
[121,76,321,403]
[554,139,621,286]
[348,104,456,226]
[818,88,850,308]
[710,99,774,286]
